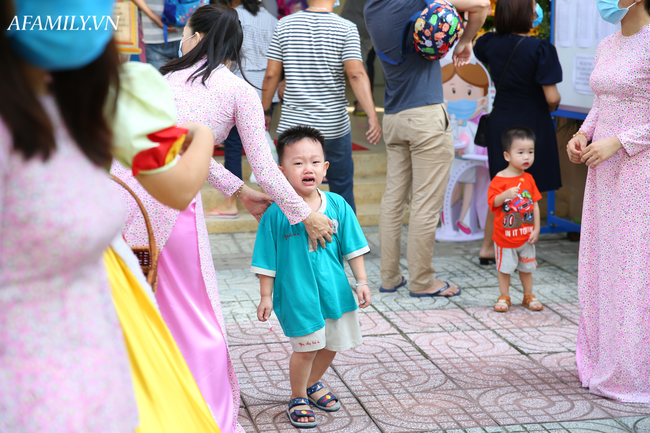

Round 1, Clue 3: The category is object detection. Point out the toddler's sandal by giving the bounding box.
[306,381,341,412]
[523,294,543,311]
[494,296,511,313]
[287,397,317,429]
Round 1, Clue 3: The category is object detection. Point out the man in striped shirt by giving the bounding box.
[140,0,184,70]
[262,0,381,213]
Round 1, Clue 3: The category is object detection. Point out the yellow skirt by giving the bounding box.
[104,247,220,433]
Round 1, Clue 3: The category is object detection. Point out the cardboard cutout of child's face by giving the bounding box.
[443,73,488,121]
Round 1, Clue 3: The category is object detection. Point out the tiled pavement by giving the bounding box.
[209,227,650,433]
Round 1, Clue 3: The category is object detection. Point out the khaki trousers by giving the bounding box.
[379,104,454,293]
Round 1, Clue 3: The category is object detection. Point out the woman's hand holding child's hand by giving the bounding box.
[356,284,371,309]
[257,296,273,321]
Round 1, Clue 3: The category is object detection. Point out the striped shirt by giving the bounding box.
[234,5,279,102]
[267,11,362,139]
[140,0,183,45]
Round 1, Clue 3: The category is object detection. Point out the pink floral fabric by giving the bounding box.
[576,24,650,403]
[167,62,311,225]
[0,98,138,432]
[110,62,311,433]
[111,161,244,433]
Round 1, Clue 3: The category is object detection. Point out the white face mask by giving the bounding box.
[178,33,198,58]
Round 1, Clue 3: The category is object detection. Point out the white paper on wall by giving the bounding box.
[555,0,575,47]
[573,55,595,95]
[575,0,594,48]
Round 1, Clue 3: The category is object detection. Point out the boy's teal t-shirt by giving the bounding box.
[251,191,369,337]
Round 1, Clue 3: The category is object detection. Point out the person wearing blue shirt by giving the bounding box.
[251,125,371,429]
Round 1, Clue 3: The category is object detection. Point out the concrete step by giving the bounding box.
[201,175,388,210]
[215,149,387,181]
[205,202,409,234]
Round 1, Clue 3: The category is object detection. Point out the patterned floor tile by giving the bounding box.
[493,325,578,354]
[231,343,351,406]
[410,330,521,360]
[616,416,650,432]
[334,358,458,397]
[545,303,582,325]
[437,355,559,389]
[238,407,257,432]
[332,334,426,366]
[370,287,460,313]
[245,397,382,432]
[384,308,486,333]
[501,418,631,432]
[467,306,572,330]
[529,353,580,386]
[466,386,611,424]
[226,319,289,346]
[527,284,579,304]
[591,399,650,419]
[359,311,398,335]
[359,389,497,432]
[451,288,525,309]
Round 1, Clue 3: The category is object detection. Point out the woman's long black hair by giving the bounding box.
[241,0,261,15]
[159,4,249,86]
[0,0,119,166]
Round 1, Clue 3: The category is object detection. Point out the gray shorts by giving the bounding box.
[495,242,537,275]
[290,310,363,353]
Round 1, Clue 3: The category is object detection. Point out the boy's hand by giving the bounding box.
[257,296,273,321]
[528,228,540,244]
[502,185,520,201]
[356,284,371,309]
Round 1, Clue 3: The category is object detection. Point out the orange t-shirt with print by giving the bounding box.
[487,172,542,248]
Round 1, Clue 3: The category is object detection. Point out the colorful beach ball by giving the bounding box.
[413,0,465,60]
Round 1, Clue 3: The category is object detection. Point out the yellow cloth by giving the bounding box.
[103,248,220,433]
[109,62,181,174]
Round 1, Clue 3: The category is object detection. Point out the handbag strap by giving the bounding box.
[493,36,525,105]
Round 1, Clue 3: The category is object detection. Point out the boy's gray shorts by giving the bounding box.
[494,242,537,274]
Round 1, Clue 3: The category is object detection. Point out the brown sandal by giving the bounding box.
[522,294,543,311]
[494,296,511,312]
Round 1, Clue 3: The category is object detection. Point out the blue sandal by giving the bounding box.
[287,397,317,429]
[379,276,407,293]
[306,381,341,412]
[409,281,461,297]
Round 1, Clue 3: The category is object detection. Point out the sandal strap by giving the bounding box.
[288,397,310,409]
[497,296,511,306]
[306,381,324,396]
[316,392,338,407]
[289,408,315,422]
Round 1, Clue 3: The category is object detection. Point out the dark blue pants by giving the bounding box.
[325,132,356,213]
[223,126,244,180]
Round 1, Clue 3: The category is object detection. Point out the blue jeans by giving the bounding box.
[145,41,180,70]
[325,132,355,213]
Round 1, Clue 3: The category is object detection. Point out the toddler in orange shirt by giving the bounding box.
[487,127,543,313]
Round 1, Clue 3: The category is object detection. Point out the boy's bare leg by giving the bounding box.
[519,271,533,297]
[306,349,337,407]
[289,351,318,423]
[495,271,511,311]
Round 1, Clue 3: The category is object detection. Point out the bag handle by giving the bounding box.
[492,36,525,107]
[109,174,159,289]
